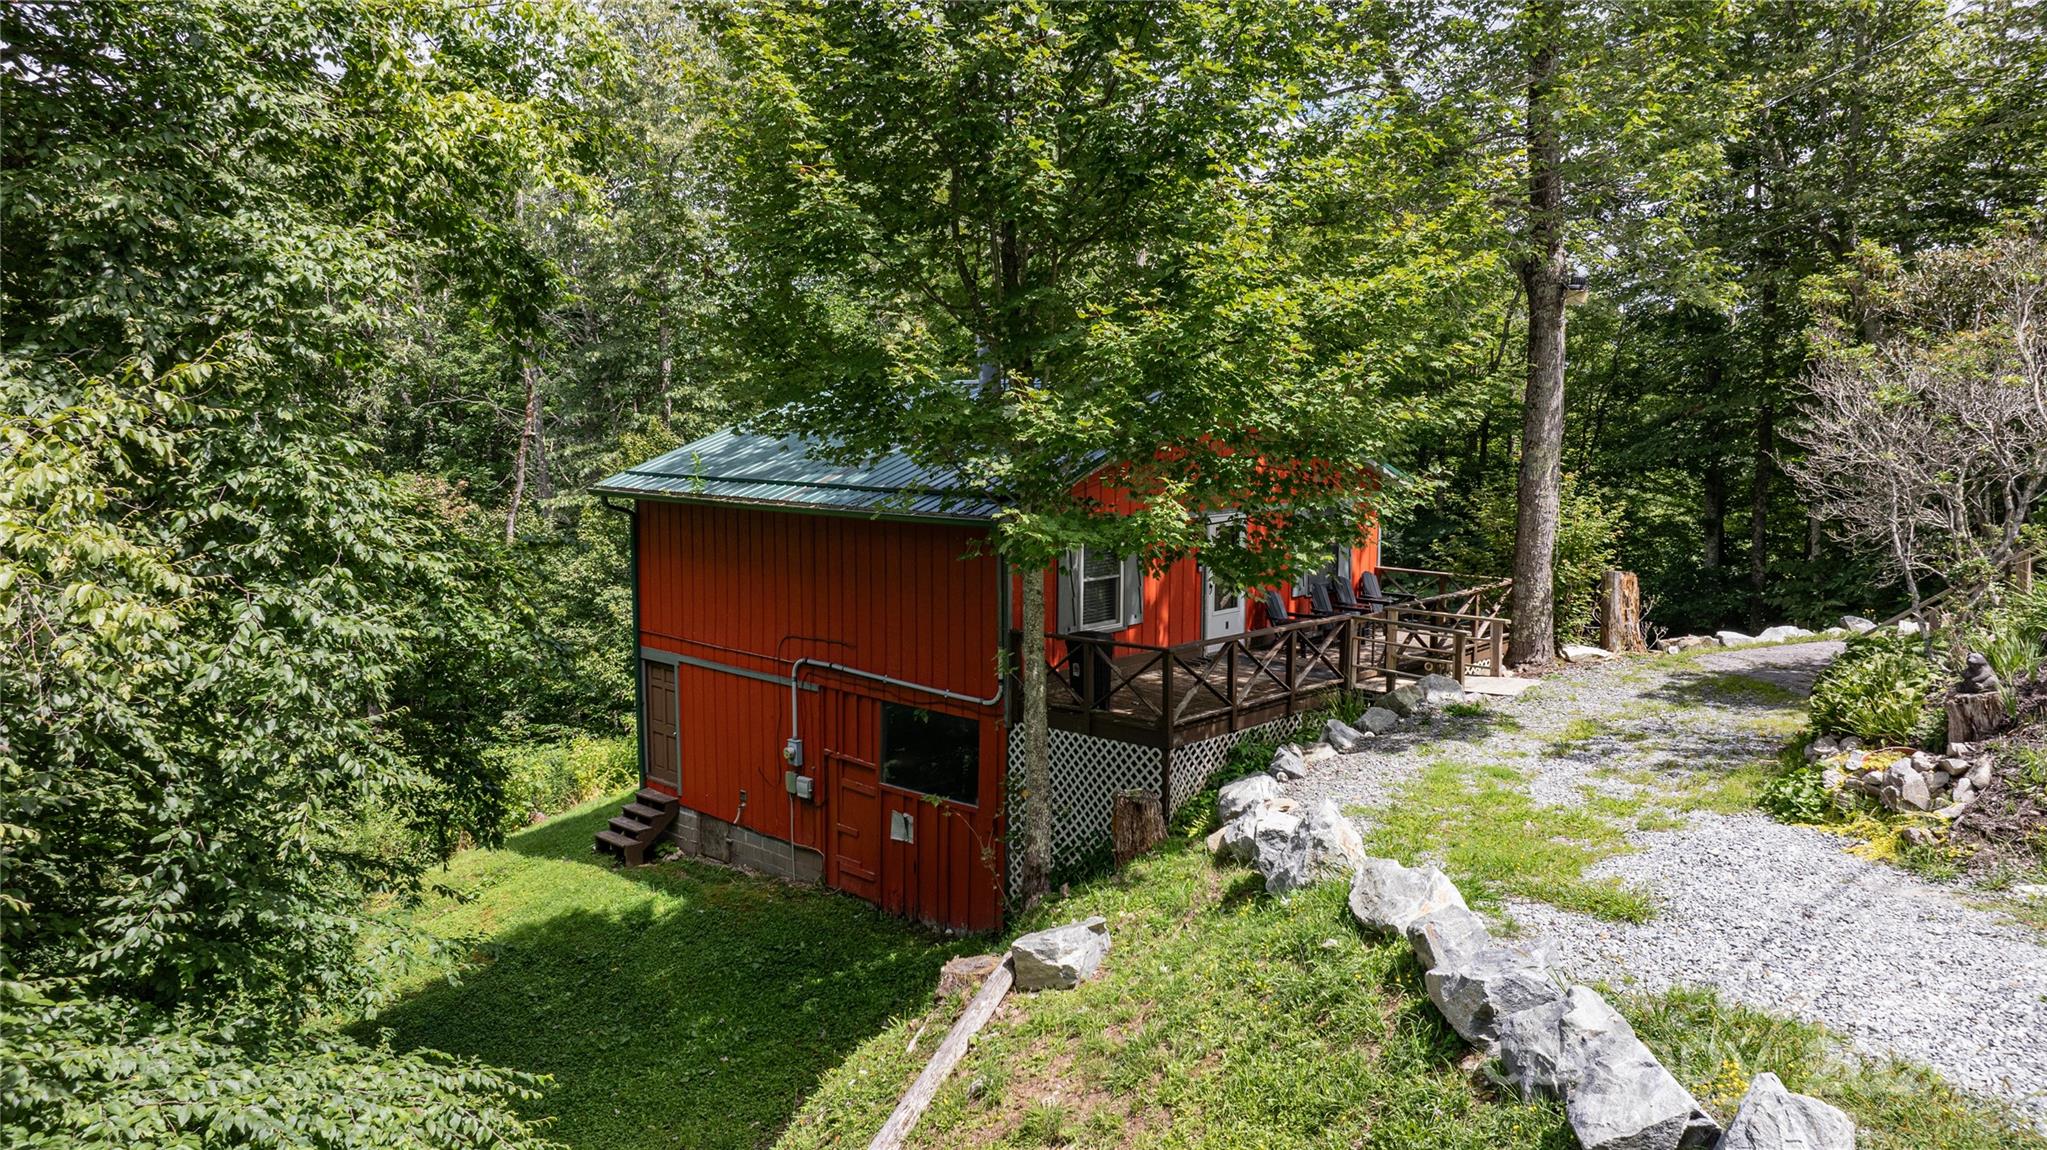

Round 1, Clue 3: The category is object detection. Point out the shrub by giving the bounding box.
[1759,765,1835,824]
[494,735,639,833]
[1808,633,1944,746]
[1969,582,2047,689]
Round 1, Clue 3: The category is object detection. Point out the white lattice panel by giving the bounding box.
[1166,716,1299,813]
[1005,727,1162,898]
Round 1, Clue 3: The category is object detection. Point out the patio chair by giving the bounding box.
[1310,575,1371,617]
[1353,569,1411,612]
[1062,631,1117,709]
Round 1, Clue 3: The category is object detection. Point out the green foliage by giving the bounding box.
[1970,582,2047,691]
[1809,633,1944,746]
[495,736,639,835]
[1,981,551,1149]
[1438,474,1625,645]
[1759,765,1836,825]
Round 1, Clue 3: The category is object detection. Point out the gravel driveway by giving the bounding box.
[1293,642,2047,1131]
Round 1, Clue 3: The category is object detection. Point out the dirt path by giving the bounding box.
[1292,642,2047,1132]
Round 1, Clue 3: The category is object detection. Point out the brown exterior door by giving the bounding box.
[824,690,882,903]
[644,659,681,792]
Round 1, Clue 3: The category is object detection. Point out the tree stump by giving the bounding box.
[1947,691,2008,746]
[1111,789,1166,867]
[1599,570,1645,653]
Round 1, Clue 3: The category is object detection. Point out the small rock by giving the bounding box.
[1269,743,1308,781]
[1840,615,1877,633]
[1563,643,1617,662]
[1010,917,1111,991]
[1819,767,1847,792]
[1217,774,1280,822]
[1966,760,1994,789]
[1348,856,1468,935]
[1837,736,1864,753]
[1384,684,1426,717]
[1932,803,1967,821]
[1901,826,1938,847]
[1806,734,1840,761]
[1415,673,1468,704]
[1951,778,1975,805]
[1406,904,1492,971]
[1358,706,1401,735]
[1260,800,1364,895]
[1321,718,1371,754]
[1898,619,1922,636]
[1716,629,1757,647]
[1948,741,1978,757]
[1718,1071,1855,1150]
[1909,750,1937,771]
[1424,942,1560,1044]
[1883,761,1931,812]
[966,1076,986,1100]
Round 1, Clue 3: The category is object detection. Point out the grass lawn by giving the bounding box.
[776,792,2047,1150]
[362,793,974,1150]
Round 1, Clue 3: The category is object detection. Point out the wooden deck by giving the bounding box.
[1016,600,1511,750]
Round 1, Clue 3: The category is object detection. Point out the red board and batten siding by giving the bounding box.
[635,499,1008,929]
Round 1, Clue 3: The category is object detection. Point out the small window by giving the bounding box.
[1078,548,1123,628]
[881,704,980,805]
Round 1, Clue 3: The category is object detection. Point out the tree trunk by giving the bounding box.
[1702,457,1726,568]
[505,338,540,545]
[1017,567,1053,904]
[658,306,674,429]
[1747,400,1773,631]
[1508,1,1567,668]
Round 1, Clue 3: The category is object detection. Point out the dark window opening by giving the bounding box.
[880,704,980,806]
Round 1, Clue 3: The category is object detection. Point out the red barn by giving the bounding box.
[592,429,1448,932]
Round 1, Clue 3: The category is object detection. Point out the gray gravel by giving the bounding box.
[1292,642,2047,1132]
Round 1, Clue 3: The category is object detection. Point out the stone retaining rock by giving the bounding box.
[1358,706,1401,735]
[1217,773,1280,823]
[1417,673,1470,704]
[1756,625,1815,643]
[1011,916,1111,991]
[1347,856,1466,935]
[1405,905,1491,971]
[1423,942,1561,1044]
[1260,799,1364,895]
[1269,743,1308,781]
[1384,683,1426,716]
[1322,717,1371,753]
[1718,1072,1855,1150]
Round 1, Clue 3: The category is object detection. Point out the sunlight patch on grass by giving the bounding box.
[1361,758,1656,923]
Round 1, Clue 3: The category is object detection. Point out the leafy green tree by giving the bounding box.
[709,1,1472,899]
[1,0,611,1141]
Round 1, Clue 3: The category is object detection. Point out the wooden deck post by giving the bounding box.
[1382,608,1401,689]
[1452,632,1467,681]
[1490,619,1505,677]
[1339,614,1356,688]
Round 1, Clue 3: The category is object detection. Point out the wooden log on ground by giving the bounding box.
[867,956,1015,1150]
[1112,788,1166,867]
[1947,691,2008,745]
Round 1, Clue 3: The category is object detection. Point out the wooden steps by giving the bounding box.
[594,787,677,866]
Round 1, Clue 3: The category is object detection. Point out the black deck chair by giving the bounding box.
[1353,568,1405,612]
[1310,575,1371,617]
[1062,630,1117,708]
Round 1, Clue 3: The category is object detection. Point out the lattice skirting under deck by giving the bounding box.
[1003,715,1304,901]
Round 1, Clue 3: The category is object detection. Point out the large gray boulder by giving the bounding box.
[1260,800,1364,896]
[1404,904,1491,971]
[1010,916,1111,991]
[1322,717,1372,753]
[1840,615,1877,634]
[1566,1037,1722,1150]
[1217,773,1280,823]
[1358,706,1401,735]
[1423,942,1560,1044]
[1716,629,1756,648]
[1757,625,1815,643]
[1348,856,1467,936]
[1496,987,1720,1150]
[1718,1073,1855,1150]
[1214,799,1299,862]
[1268,743,1309,781]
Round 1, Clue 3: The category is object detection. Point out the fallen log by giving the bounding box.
[867,955,1014,1150]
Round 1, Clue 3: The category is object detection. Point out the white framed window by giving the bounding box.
[1293,545,1352,596]
[1059,547,1144,633]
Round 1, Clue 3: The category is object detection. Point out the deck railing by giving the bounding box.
[1014,601,1510,748]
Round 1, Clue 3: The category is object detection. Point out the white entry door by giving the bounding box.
[1202,516,1244,651]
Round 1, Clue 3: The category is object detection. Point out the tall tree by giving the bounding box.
[709,1,1465,900]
